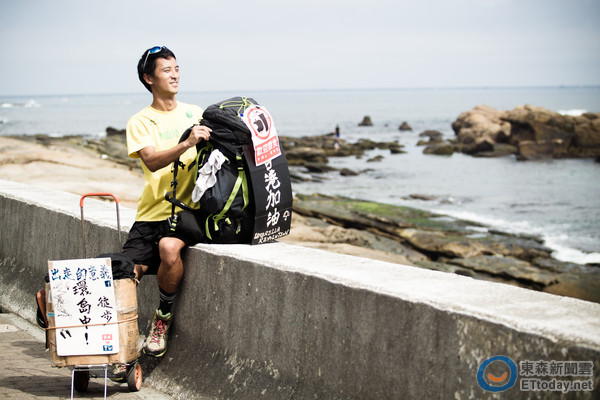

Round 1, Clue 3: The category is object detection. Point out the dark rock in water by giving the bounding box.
[408,194,438,201]
[423,141,454,155]
[462,139,494,155]
[304,163,338,173]
[389,143,406,154]
[340,168,359,176]
[419,130,443,141]
[106,126,126,136]
[399,121,412,131]
[358,116,373,126]
[367,155,384,162]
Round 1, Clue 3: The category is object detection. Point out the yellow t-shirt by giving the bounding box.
[126,102,203,221]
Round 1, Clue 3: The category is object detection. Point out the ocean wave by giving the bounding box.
[558,109,586,116]
[431,208,538,235]
[432,207,599,265]
[1,99,41,108]
[544,236,600,265]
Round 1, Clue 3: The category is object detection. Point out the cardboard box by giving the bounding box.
[46,278,140,367]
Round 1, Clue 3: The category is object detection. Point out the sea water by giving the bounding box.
[1,87,599,264]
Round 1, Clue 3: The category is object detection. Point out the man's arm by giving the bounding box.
[138,125,211,172]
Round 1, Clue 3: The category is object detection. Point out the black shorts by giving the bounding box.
[122,220,170,275]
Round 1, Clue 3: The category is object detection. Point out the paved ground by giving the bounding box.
[0,312,174,400]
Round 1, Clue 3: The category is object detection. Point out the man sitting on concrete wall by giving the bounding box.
[122,46,211,357]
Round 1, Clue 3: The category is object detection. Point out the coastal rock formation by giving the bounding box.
[399,121,412,131]
[358,116,373,126]
[278,134,404,181]
[422,141,454,156]
[289,194,600,304]
[452,105,600,160]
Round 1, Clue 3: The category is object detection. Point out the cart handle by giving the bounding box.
[80,193,122,258]
[80,192,120,207]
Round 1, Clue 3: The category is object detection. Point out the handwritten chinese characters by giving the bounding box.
[48,258,119,356]
[241,103,293,244]
[263,160,291,232]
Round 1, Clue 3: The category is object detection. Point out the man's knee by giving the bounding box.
[158,237,185,266]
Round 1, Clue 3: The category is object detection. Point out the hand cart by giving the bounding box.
[44,193,142,398]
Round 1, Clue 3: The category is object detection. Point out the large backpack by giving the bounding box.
[166,97,258,244]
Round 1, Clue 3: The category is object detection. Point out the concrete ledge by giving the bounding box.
[1,179,599,399]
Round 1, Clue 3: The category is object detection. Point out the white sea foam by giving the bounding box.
[431,208,540,236]
[429,208,600,265]
[544,236,600,265]
[558,109,586,116]
[24,99,41,108]
[1,99,41,108]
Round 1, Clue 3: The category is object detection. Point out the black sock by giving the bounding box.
[158,287,177,315]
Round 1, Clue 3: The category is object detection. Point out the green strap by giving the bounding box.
[219,97,254,116]
[204,154,248,241]
[215,168,244,222]
[205,214,214,241]
[194,143,214,184]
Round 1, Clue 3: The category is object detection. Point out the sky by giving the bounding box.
[1,0,599,96]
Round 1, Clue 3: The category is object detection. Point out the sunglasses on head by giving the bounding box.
[142,46,169,73]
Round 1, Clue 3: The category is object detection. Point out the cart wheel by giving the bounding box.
[127,362,142,392]
[73,370,90,393]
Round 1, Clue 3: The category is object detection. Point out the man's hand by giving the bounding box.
[138,124,212,172]
[185,124,212,148]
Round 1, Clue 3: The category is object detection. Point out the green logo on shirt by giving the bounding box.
[186,110,194,119]
[159,129,179,140]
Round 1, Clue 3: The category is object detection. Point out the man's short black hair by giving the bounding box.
[137,47,177,93]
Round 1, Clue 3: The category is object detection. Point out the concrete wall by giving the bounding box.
[1,179,599,399]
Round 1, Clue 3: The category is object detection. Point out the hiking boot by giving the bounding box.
[143,309,172,357]
[109,363,127,382]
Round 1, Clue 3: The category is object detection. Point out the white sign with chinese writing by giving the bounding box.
[48,258,119,356]
[241,105,282,166]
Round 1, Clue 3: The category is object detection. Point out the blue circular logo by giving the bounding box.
[476,355,518,392]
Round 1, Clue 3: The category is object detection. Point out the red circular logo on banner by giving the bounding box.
[247,107,272,140]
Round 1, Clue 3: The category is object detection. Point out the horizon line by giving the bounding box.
[2,84,600,98]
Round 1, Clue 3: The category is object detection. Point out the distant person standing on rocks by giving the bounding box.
[122,46,211,357]
[334,124,341,151]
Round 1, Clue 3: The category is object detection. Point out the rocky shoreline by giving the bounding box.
[2,104,599,304]
[289,193,600,304]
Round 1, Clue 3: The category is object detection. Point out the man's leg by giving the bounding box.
[143,236,186,357]
[134,264,148,280]
[156,237,186,293]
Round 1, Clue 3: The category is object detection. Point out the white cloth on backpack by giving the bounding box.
[192,149,226,202]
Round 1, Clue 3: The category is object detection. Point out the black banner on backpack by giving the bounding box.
[243,144,293,245]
